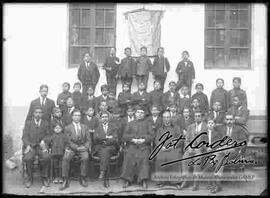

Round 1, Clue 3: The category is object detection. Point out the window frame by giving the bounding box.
[204,4,252,69]
[68,3,116,68]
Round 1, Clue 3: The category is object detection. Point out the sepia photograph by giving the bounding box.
[3,2,267,195]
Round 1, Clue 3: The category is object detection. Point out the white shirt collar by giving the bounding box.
[179,92,190,99]
[40,97,46,105]
[128,116,134,122]
[68,106,75,113]
[34,119,41,126]
[195,122,203,132]
[102,95,108,100]
[73,121,80,126]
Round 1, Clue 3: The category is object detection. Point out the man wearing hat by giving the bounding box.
[22,106,51,188]
[92,111,119,183]
[121,106,154,189]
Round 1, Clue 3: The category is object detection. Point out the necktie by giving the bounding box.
[209,130,212,144]
[196,124,199,134]
[76,123,81,137]
[103,124,108,134]
[227,127,232,136]
[41,98,45,106]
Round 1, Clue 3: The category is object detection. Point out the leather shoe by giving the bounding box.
[80,177,88,187]
[192,184,199,191]
[42,178,50,187]
[59,179,69,191]
[98,171,105,180]
[122,181,130,188]
[142,180,148,189]
[24,179,33,188]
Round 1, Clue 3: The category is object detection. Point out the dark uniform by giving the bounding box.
[146,115,163,139]
[151,56,170,91]
[175,59,195,93]
[228,88,248,108]
[72,91,83,110]
[118,56,136,90]
[22,119,51,181]
[210,87,229,112]
[162,91,180,110]
[95,95,110,112]
[77,61,100,96]
[131,91,151,116]
[177,95,191,114]
[135,55,152,88]
[103,56,120,93]
[227,105,249,128]
[179,115,194,132]
[208,110,226,126]
[118,91,133,117]
[81,95,97,114]
[191,92,209,115]
[62,122,91,179]
[121,119,154,184]
[62,107,76,126]
[26,97,55,124]
[57,92,72,112]
[149,89,164,112]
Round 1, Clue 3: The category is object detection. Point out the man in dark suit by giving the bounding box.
[22,106,51,188]
[25,84,55,124]
[118,83,133,117]
[180,110,208,191]
[92,111,119,184]
[227,96,249,129]
[95,85,110,111]
[146,105,163,139]
[77,52,100,97]
[131,82,151,116]
[60,109,91,190]
[62,97,76,126]
[151,47,170,91]
[208,101,226,126]
[149,81,164,112]
[117,47,136,90]
[162,81,180,109]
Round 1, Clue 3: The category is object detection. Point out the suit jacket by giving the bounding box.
[179,115,194,131]
[93,122,119,148]
[135,56,152,75]
[50,117,65,131]
[162,91,180,108]
[185,122,208,152]
[57,92,72,106]
[81,96,97,113]
[118,91,133,116]
[81,115,100,131]
[77,61,100,86]
[62,107,76,126]
[118,56,136,78]
[210,88,229,111]
[103,56,120,76]
[64,122,91,151]
[216,124,248,144]
[201,127,226,151]
[95,95,110,111]
[177,96,191,114]
[123,119,154,149]
[146,115,163,136]
[227,105,249,126]
[149,90,164,110]
[208,110,226,125]
[228,88,248,108]
[26,97,55,123]
[22,119,51,148]
[175,59,195,81]
[131,91,151,115]
[49,132,68,155]
[151,56,170,76]
[72,91,83,110]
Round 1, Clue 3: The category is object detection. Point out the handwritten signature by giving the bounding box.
[149,131,254,169]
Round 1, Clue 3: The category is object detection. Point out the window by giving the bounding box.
[68,3,116,68]
[205,4,251,69]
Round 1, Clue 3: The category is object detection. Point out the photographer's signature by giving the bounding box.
[149,131,256,171]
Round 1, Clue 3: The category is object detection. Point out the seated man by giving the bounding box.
[92,112,119,187]
[22,106,51,188]
[60,109,91,190]
[227,95,249,130]
[121,106,154,189]
[208,101,226,126]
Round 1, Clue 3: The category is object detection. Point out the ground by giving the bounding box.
[3,166,267,196]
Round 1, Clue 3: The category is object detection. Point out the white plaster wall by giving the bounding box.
[3,3,267,151]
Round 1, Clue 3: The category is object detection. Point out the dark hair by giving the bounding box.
[157,47,164,53]
[216,78,224,83]
[140,46,147,51]
[195,83,204,89]
[52,107,61,114]
[53,123,63,129]
[162,110,171,116]
[62,82,70,89]
[73,82,81,89]
[233,77,241,83]
[39,84,48,91]
[33,105,43,112]
[101,84,109,91]
[151,105,160,111]
[124,47,131,51]
[182,50,189,56]
[72,109,81,116]
[83,51,92,57]
[169,81,176,86]
[225,112,234,118]
[181,84,189,89]
[66,96,73,101]
[194,110,202,115]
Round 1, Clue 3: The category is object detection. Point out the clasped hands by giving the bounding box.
[132,138,145,144]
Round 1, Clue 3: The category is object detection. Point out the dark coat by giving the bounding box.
[210,88,229,111]
[22,120,51,148]
[95,95,110,112]
[179,115,194,131]
[77,61,100,86]
[208,110,226,125]
[131,91,151,115]
[228,88,248,108]
[151,56,170,76]
[177,96,191,114]
[26,97,55,123]
[64,122,91,151]
[81,96,97,113]
[191,92,209,113]
[146,115,163,138]
[135,56,152,75]
[62,107,76,127]
[103,56,120,76]
[149,90,164,111]
[118,56,136,78]
[57,92,72,107]
[175,59,195,81]
[72,91,83,110]
[118,91,133,116]
[227,105,249,127]
[162,91,180,108]
[50,117,65,131]
[49,132,68,156]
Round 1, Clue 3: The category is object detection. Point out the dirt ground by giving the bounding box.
[3,166,267,196]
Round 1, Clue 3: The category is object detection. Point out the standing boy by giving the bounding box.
[210,78,229,111]
[228,77,247,108]
[57,82,72,112]
[191,83,209,115]
[72,82,83,110]
[77,52,100,96]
